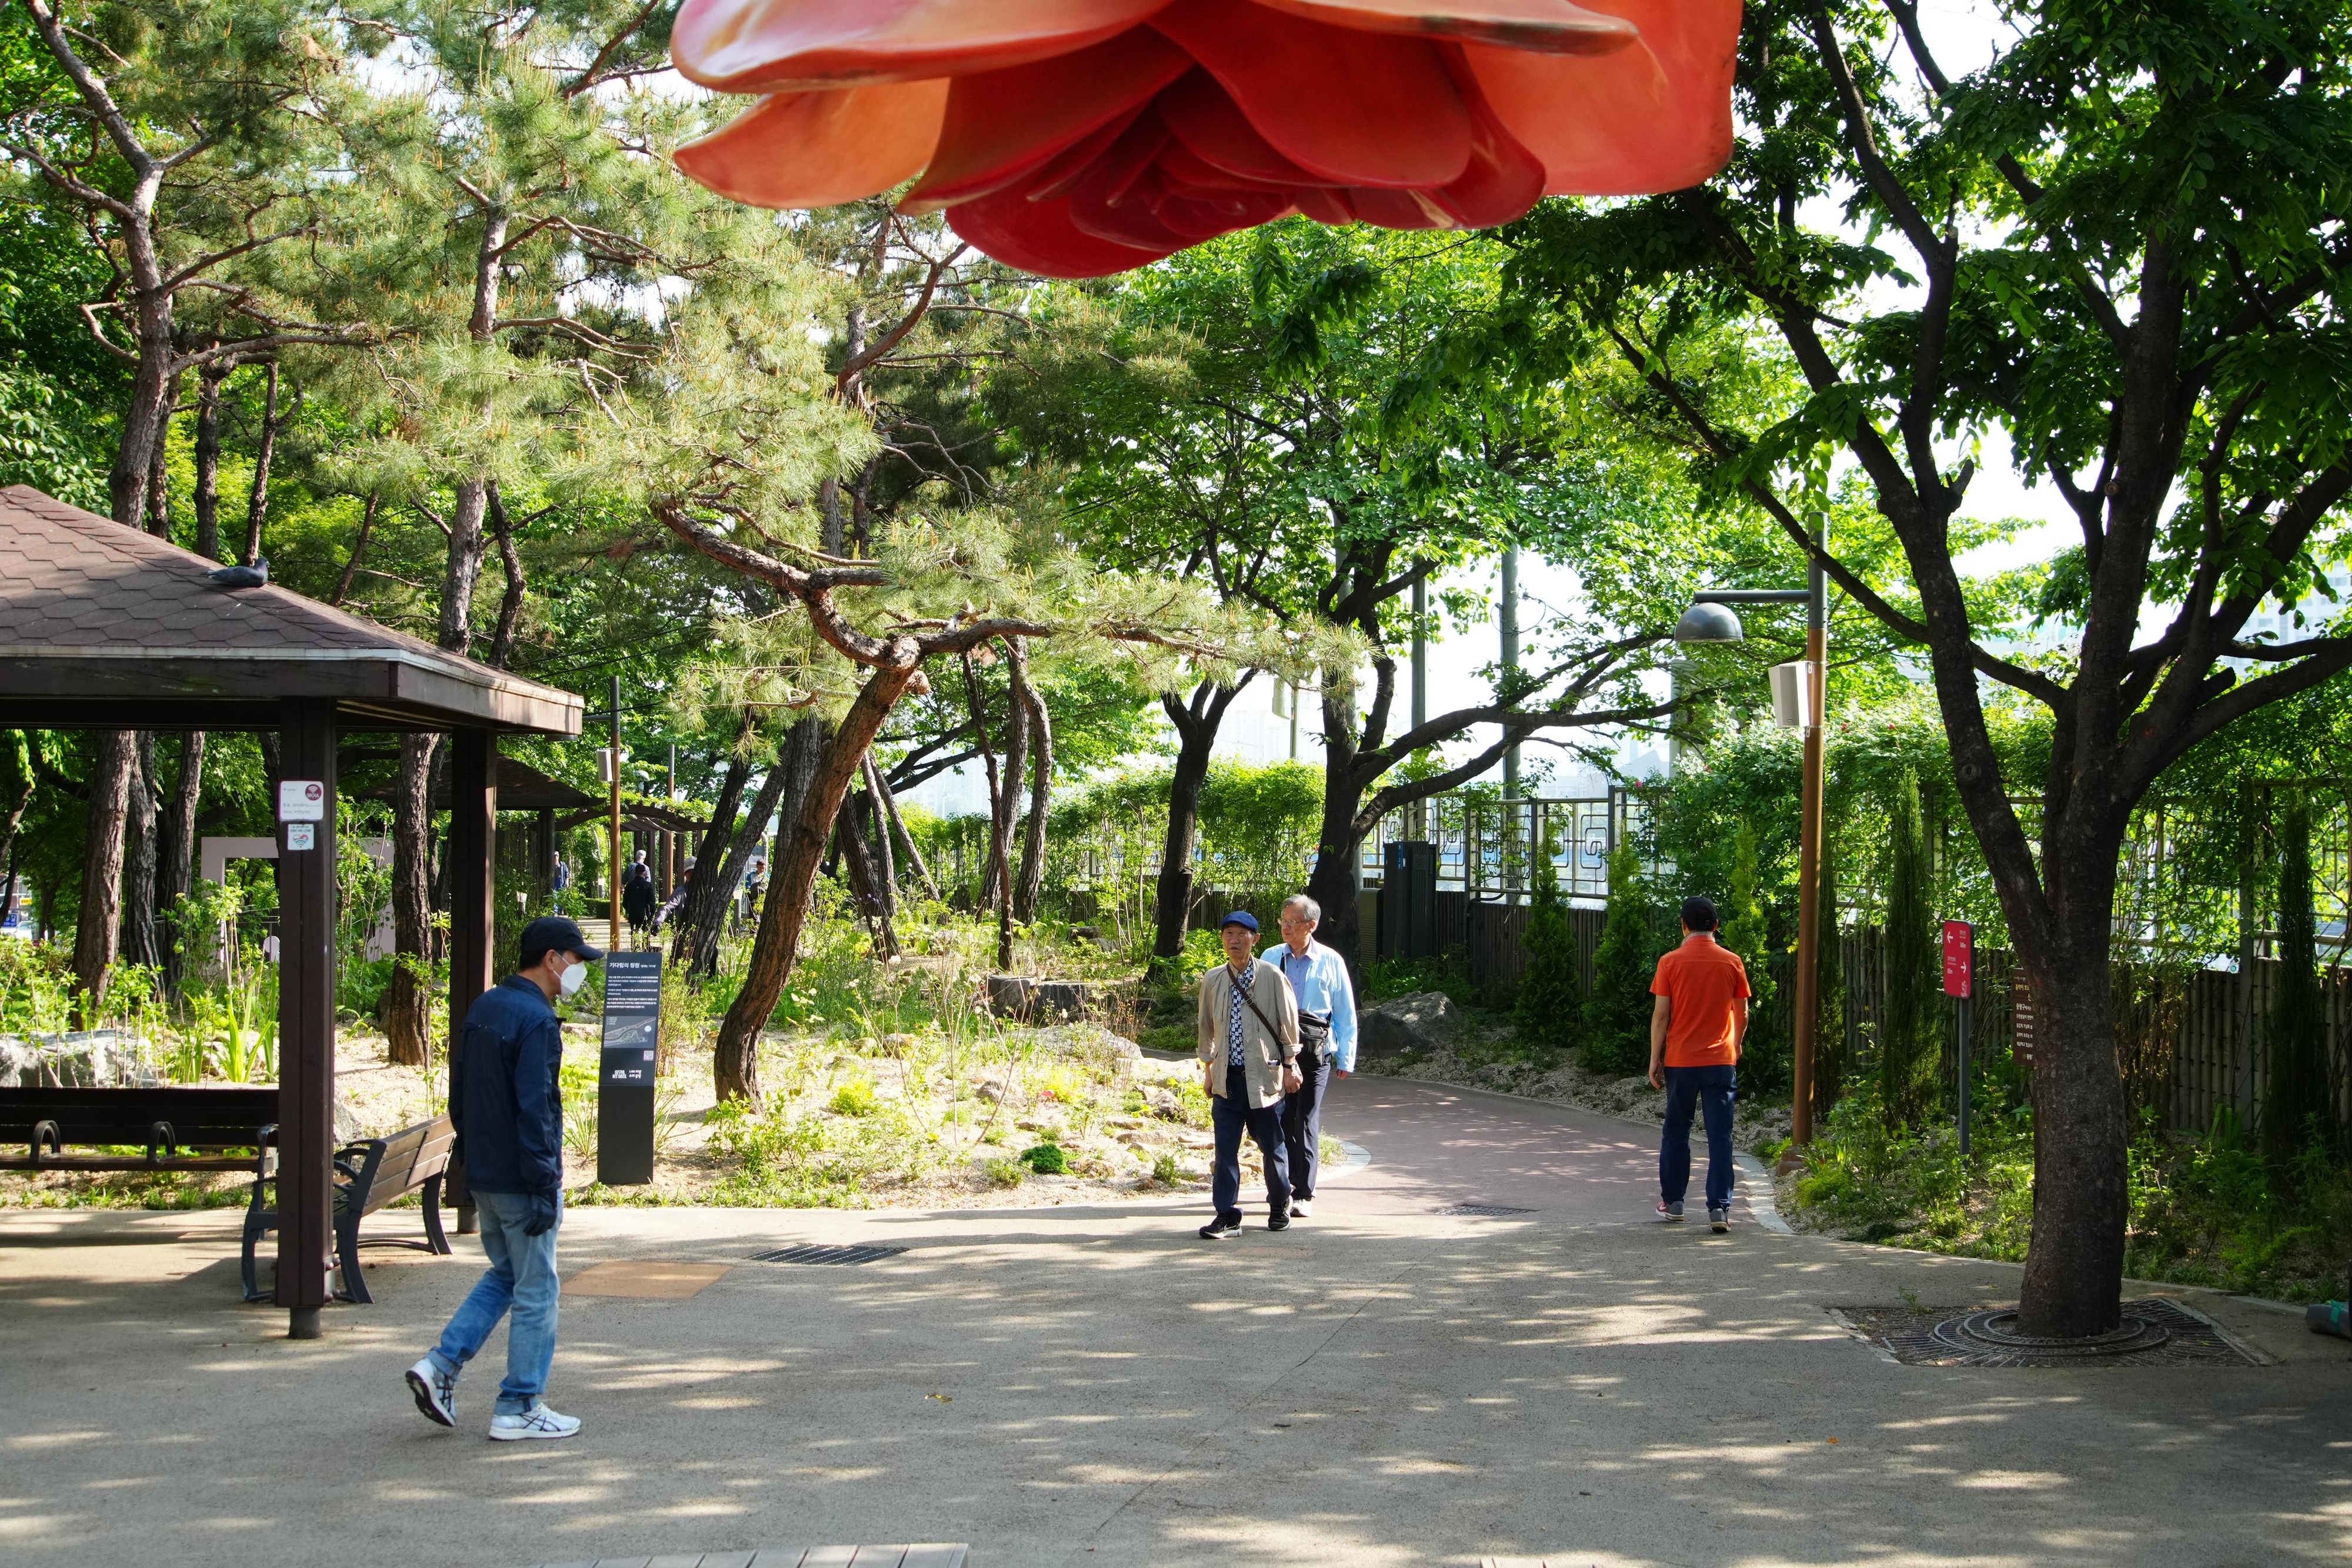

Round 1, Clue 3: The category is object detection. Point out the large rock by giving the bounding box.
[1358,992,1465,1060]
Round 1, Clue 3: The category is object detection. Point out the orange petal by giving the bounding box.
[901,28,1194,213]
[675,0,1174,92]
[1424,49,1545,227]
[1251,0,1634,54]
[1156,68,1340,187]
[673,82,948,209]
[1462,0,1741,195]
[947,182,1180,277]
[1344,185,1457,229]
[1150,0,1471,187]
[1151,181,1297,240]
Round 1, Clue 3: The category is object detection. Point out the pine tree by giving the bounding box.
[2263,791,2334,1172]
[1515,825,1581,1055]
[1880,768,1940,1128]
[1582,840,1654,1077]
[1813,838,1847,1118]
[1719,823,1782,1095]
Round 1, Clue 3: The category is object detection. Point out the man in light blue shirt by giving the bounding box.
[1264,893,1358,1218]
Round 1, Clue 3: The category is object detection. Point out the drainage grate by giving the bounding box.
[750,1245,908,1266]
[1862,1297,2261,1368]
[1438,1203,1538,1217]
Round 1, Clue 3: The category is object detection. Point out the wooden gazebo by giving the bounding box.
[0,487,582,1338]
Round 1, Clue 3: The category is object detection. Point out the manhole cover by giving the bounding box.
[1438,1203,1537,1217]
[750,1245,907,1266]
[1865,1297,2260,1367]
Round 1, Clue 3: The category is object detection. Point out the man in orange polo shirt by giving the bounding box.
[1648,895,1749,1233]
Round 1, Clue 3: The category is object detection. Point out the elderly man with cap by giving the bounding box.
[407,915,602,1440]
[1195,910,1302,1239]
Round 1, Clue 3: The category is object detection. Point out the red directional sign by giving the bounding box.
[1942,920,1974,998]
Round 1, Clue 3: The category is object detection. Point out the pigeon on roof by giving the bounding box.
[208,557,269,589]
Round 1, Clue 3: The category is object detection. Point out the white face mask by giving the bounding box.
[558,958,589,997]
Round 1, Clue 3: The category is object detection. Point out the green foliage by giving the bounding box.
[2263,792,2338,1172]
[827,1077,878,1118]
[1814,842,1848,1119]
[1362,948,1475,1008]
[983,1157,1027,1189]
[1719,824,1784,1099]
[1017,1141,1068,1175]
[1879,771,1940,1128]
[1514,829,1581,1053]
[1581,841,1656,1077]
[1150,1151,1182,1186]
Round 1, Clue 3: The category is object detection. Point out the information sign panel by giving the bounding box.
[596,950,661,1185]
[1942,920,1974,998]
[278,780,326,821]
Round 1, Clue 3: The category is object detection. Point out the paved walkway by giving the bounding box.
[2,1078,2346,1568]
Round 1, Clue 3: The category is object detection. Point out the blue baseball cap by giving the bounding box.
[1220,911,1260,933]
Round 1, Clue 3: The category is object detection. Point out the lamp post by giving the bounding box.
[1673,561,1829,1156]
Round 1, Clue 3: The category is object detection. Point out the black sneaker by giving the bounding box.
[1199,1215,1241,1239]
[1267,1211,1291,1232]
[1656,1199,1684,1222]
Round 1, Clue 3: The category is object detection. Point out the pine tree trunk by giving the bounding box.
[714,667,920,1105]
[119,733,159,969]
[385,733,440,1066]
[156,731,205,994]
[1007,640,1051,925]
[685,733,804,981]
[193,363,228,562]
[1151,683,1240,967]
[668,751,750,969]
[74,731,136,1019]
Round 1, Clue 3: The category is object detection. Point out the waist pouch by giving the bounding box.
[1298,1011,1332,1057]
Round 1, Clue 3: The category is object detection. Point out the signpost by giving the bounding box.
[597,949,661,1186]
[1943,920,1975,1158]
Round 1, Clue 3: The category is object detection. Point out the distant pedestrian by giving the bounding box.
[738,857,766,934]
[656,856,695,931]
[1195,911,1301,1239]
[1648,895,1749,1233]
[550,852,570,915]
[1264,893,1357,1219]
[620,850,657,945]
[407,915,603,1441]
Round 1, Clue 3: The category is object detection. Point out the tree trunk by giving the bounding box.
[1005,638,1051,925]
[714,664,921,1105]
[667,749,750,969]
[119,732,159,969]
[192,362,229,561]
[871,758,938,901]
[73,731,136,1019]
[385,733,440,1066]
[1151,682,1242,965]
[685,734,801,981]
[0,736,36,932]
[977,661,1027,912]
[863,753,900,915]
[440,479,491,657]
[486,480,526,667]
[2014,924,2129,1338]
[109,291,174,529]
[241,361,282,567]
[833,787,891,954]
[156,730,204,993]
[330,493,378,606]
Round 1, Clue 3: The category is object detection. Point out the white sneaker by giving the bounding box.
[489,1402,581,1441]
[406,1358,457,1428]
[1289,1199,1312,1218]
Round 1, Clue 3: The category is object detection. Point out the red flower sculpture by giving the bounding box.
[672,0,1741,277]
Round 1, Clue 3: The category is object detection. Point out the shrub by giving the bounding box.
[1019,1141,1068,1174]
[2263,791,2336,1172]
[828,1077,879,1117]
[984,1157,1027,1187]
[1514,828,1581,1053]
[1150,1151,1182,1185]
[1720,824,1785,1099]
[1879,769,1940,1128]
[1581,841,1655,1076]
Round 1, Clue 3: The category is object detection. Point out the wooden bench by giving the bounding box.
[0,1085,279,1172]
[242,1114,455,1305]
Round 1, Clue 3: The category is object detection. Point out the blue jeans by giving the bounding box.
[1211,1090,1291,1223]
[1660,1064,1738,1212]
[427,1188,561,1414]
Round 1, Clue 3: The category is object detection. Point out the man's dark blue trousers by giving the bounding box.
[1659,1063,1738,1211]
[1211,1089,1291,1224]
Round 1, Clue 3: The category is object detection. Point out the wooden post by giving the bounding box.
[275,697,338,1339]
[1790,563,1828,1155]
[446,730,497,1236]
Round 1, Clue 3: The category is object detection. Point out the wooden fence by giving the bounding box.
[1444,892,2352,1138]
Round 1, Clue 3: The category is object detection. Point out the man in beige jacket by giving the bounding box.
[1195,911,1302,1239]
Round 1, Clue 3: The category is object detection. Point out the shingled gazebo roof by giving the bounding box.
[0,486,580,735]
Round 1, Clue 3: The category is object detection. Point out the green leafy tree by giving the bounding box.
[1515,827,1581,1055]
[1719,823,1783,1098]
[1495,0,2352,1336]
[1814,835,1847,1120]
[1582,840,1655,1078]
[1880,771,1939,1129]
[2263,791,2336,1173]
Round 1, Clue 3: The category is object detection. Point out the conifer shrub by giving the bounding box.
[1515,827,1582,1054]
[1581,841,1655,1076]
[1719,823,1783,1096]
[1879,770,1941,1128]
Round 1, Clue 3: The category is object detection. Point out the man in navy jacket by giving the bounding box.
[407,916,600,1440]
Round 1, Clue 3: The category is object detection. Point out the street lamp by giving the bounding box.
[1675,565,1829,1159]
